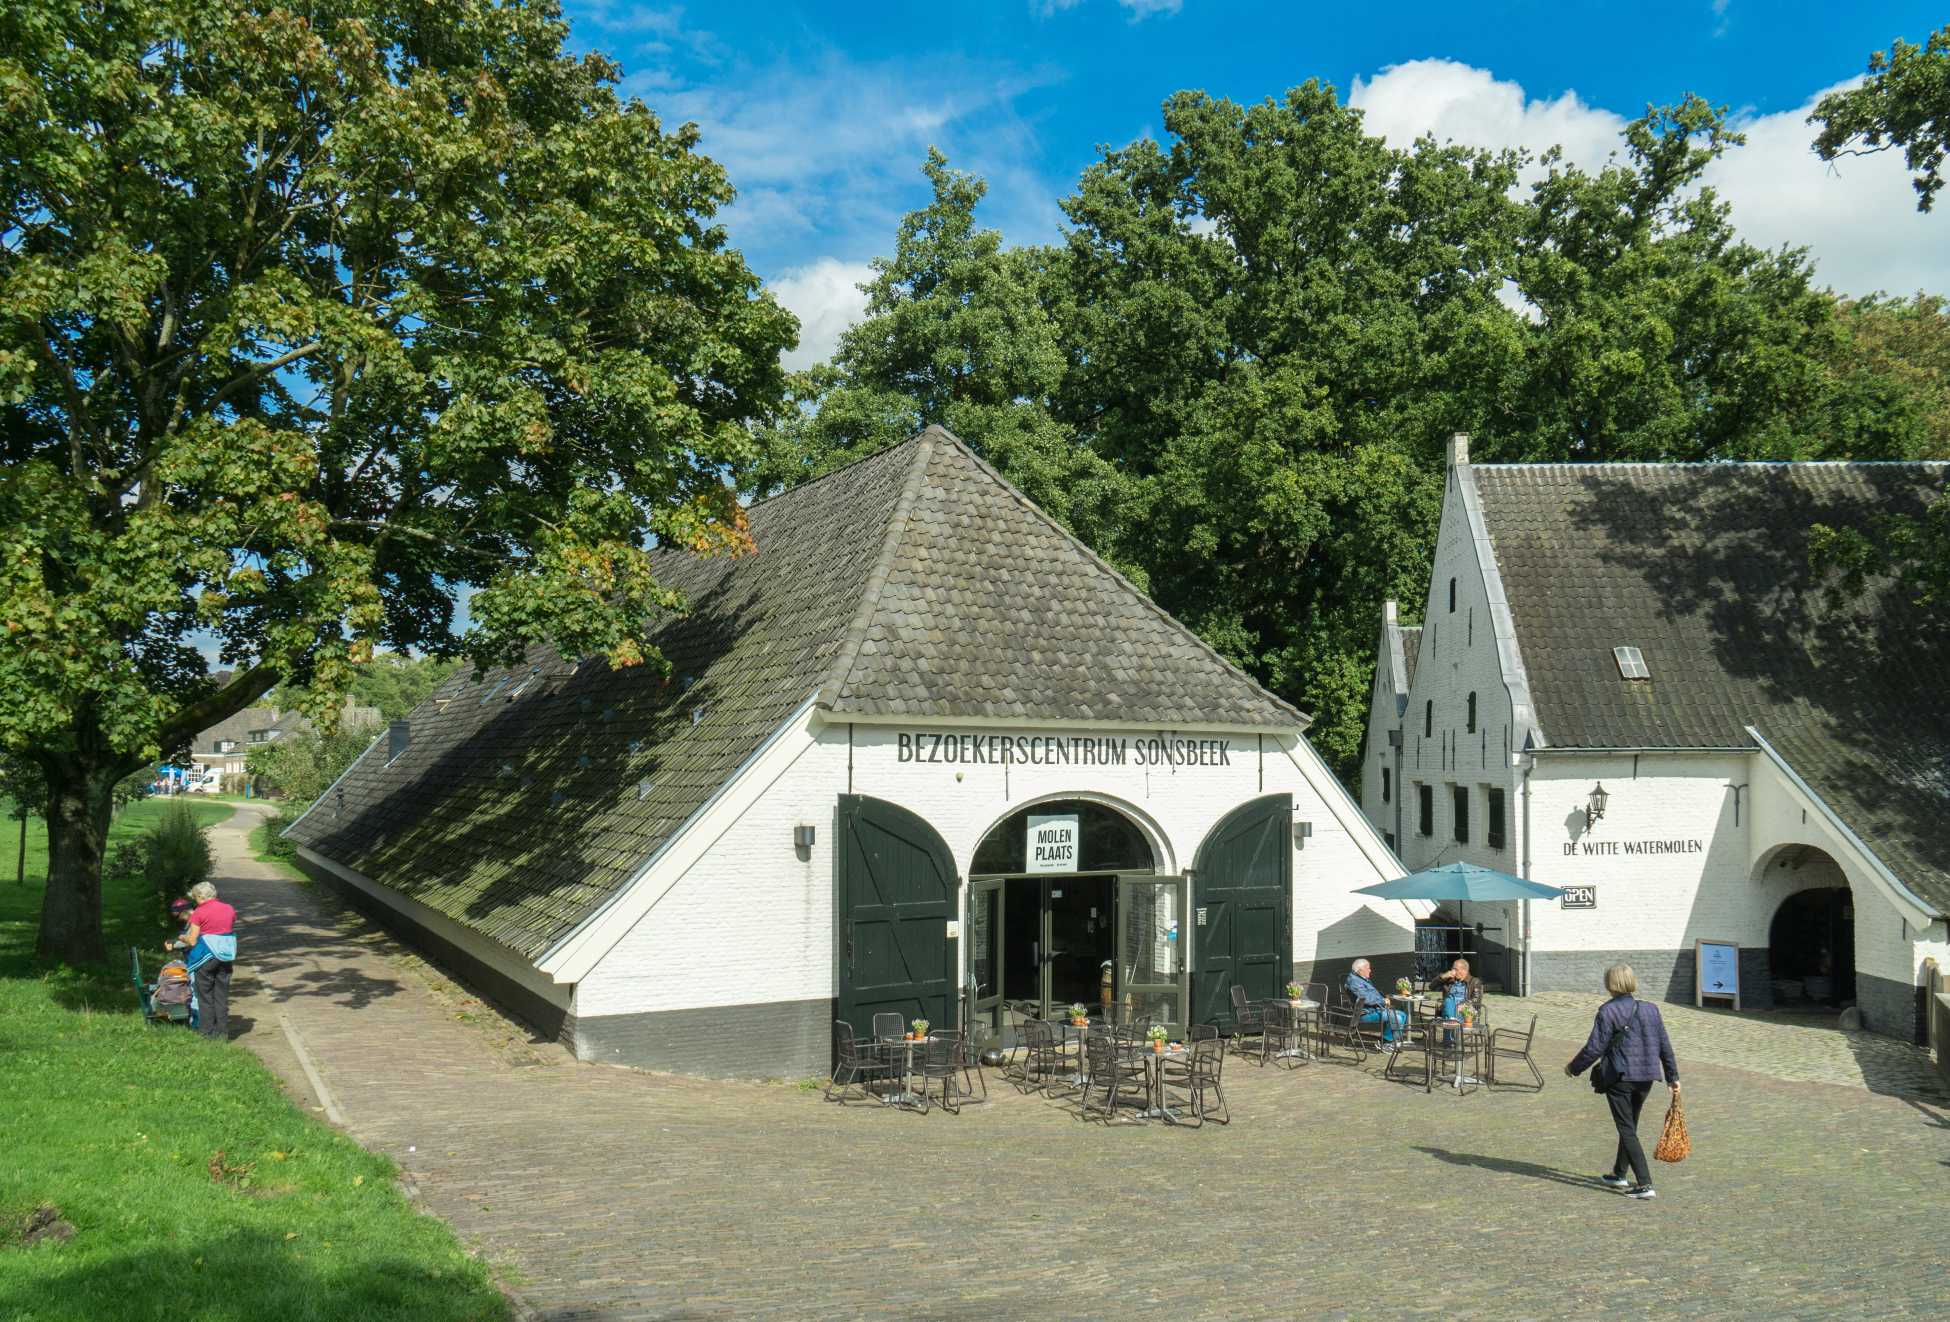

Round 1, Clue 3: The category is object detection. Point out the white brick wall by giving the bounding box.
[579,718,1413,1018]
[1355,462,1945,1009]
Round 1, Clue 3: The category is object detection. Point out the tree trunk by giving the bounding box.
[14,811,24,886]
[36,763,117,964]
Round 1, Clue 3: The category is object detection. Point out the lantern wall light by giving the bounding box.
[1585,782,1609,830]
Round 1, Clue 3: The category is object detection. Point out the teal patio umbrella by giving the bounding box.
[1353,861,1564,902]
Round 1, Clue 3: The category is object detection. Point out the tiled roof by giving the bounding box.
[1473,461,1950,911]
[288,428,1307,962]
[193,707,277,753]
[1399,627,1422,693]
[822,435,1308,728]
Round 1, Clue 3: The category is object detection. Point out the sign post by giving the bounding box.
[1695,939,1741,1011]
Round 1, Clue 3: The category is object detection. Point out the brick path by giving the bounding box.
[214,809,1950,1320]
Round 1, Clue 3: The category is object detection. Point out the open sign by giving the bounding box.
[1561,885,1597,909]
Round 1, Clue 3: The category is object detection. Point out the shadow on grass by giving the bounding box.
[1413,1145,1606,1191]
[0,1231,507,1322]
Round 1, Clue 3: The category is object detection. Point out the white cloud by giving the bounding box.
[771,258,874,370]
[1350,60,1626,186]
[1347,59,1949,299]
[1119,0,1185,18]
[644,52,1065,269]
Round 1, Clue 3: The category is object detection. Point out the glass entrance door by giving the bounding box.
[1116,875,1189,1034]
[969,879,1003,1044]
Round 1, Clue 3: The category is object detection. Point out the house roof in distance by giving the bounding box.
[1472,460,1950,912]
[286,427,1307,962]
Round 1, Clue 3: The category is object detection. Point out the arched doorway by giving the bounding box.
[967,798,1181,1042]
[1769,886,1855,1007]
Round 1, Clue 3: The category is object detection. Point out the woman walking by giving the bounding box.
[166,882,237,1040]
[1565,964,1678,1200]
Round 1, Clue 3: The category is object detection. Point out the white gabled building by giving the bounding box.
[287,429,1416,1077]
[1359,435,1950,1041]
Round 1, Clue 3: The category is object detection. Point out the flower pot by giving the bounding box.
[1072,1017,1087,1027]
[1152,1041,1166,1054]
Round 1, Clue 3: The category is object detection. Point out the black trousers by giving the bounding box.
[1606,1079,1654,1186]
[194,959,233,1040]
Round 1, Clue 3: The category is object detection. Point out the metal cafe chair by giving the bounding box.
[825,1020,889,1104]
[952,1029,989,1103]
[1258,1001,1300,1069]
[1163,1033,1229,1127]
[1485,1013,1544,1090]
[1080,1029,1147,1123]
[914,1034,967,1115]
[1383,1002,1438,1089]
[1228,983,1267,1056]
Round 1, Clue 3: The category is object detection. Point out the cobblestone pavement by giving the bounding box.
[215,814,1950,1321]
[1487,991,1945,1100]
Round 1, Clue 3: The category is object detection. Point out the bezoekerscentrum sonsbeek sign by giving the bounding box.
[895,732,1234,768]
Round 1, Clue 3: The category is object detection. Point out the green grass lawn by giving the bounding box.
[0,799,507,1322]
[246,811,305,881]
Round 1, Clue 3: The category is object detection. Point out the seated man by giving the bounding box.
[1345,958,1407,1045]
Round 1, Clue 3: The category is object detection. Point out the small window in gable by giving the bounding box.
[1613,646,1650,680]
[1466,692,1477,733]
[1424,700,1433,738]
[1382,767,1392,803]
[1448,577,1457,613]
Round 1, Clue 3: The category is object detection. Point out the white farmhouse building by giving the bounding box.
[287,429,1412,1077]
[1359,435,1950,1041]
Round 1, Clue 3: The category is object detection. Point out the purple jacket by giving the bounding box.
[1568,995,1679,1084]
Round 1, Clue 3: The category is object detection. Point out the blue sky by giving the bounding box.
[563,0,1950,365]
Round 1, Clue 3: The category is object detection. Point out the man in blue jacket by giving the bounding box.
[1345,958,1406,1044]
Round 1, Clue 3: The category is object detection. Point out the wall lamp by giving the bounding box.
[793,823,816,851]
[1292,820,1313,849]
[1585,782,1609,830]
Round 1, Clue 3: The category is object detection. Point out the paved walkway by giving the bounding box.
[213,809,1950,1320]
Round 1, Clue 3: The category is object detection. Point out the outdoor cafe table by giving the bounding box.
[1269,998,1321,1060]
[879,1035,933,1107]
[1129,1044,1188,1121]
[1432,1020,1487,1091]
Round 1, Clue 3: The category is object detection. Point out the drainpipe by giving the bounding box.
[1519,753,1534,997]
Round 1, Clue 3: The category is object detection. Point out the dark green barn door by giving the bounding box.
[837,795,959,1040]
[1192,794,1293,1029]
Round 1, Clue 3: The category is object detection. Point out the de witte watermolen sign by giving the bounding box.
[1560,838,1704,857]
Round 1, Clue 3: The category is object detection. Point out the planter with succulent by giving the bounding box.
[1069,1002,1089,1026]
[1395,977,1412,995]
[1147,1024,1170,1053]
[1285,982,1303,1000]
[910,1018,930,1041]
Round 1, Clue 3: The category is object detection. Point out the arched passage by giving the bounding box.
[1758,844,1855,1008]
[966,796,1177,1042]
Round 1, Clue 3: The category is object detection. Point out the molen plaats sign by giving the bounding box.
[1026,813,1079,874]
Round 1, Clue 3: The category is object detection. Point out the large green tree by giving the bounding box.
[1505,96,1849,463]
[1812,25,1950,212]
[773,85,1943,775]
[0,0,794,961]
[1054,84,1526,767]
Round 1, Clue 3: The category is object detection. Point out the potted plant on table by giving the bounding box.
[1285,982,1303,1000]
[1147,1024,1170,1054]
[1069,1002,1089,1026]
[1457,1005,1477,1029]
[1395,976,1412,996]
[910,1018,929,1041]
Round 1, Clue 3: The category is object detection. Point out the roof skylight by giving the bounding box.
[1613,646,1650,680]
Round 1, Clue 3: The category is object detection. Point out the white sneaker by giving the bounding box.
[1626,1186,1657,1200]
[1598,1174,1631,1190]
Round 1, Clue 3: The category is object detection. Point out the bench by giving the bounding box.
[131,946,192,1027]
